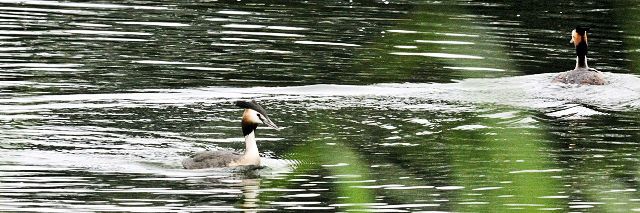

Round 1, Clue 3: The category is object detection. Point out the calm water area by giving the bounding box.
[2,0,640,212]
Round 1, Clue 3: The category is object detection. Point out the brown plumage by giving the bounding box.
[182,150,240,169]
[552,68,605,85]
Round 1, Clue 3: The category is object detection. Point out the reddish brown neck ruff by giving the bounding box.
[572,29,589,69]
[242,109,258,136]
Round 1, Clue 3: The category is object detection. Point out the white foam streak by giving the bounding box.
[2,73,639,119]
[0,6,100,15]
[220,37,260,42]
[0,63,82,68]
[0,47,29,51]
[295,40,360,47]
[75,37,148,42]
[251,49,293,54]
[69,22,111,27]
[0,30,150,36]
[183,67,236,71]
[0,91,248,106]
[6,72,640,115]
[217,31,304,37]
[0,0,168,10]
[394,45,417,49]
[386,30,418,33]
[415,40,474,45]
[390,52,483,59]
[132,60,197,65]
[267,26,307,31]
[222,24,264,29]
[117,22,189,27]
[217,10,252,15]
[437,32,480,37]
[444,66,505,71]
[63,30,151,36]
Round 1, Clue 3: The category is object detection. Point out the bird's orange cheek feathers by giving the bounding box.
[242,109,251,123]
[573,31,587,45]
[242,109,261,124]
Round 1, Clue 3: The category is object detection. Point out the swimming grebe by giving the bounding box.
[182,100,279,169]
[552,27,605,85]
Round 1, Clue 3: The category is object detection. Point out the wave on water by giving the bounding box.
[2,72,639,173]
[2,72,639,116]
[246,72,640,114]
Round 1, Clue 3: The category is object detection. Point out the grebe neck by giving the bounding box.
[244,131,259,157]
[576,55,588,69]
[575,36,588,69]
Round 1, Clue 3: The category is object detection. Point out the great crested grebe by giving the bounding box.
[552,26,605,85]
[182,100,279,169]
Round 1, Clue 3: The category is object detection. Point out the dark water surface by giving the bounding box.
[2,0,640,212]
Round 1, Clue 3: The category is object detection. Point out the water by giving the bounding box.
[2,0,640,212]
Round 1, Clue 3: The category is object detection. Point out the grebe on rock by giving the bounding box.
[182,100,279,169]
[552,27,605,85]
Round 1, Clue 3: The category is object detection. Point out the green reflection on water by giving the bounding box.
[275,1,572,211]
[260,0,640,211]
[444,109,563,211]
[351,2,515,83]
[577,1,640,211]
[291,112,375,210]
[623,0,640,74]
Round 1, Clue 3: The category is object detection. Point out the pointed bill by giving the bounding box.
[260,116,279,130]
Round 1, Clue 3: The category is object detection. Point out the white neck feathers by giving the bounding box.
[244,131,259,156]
[575,56,588,69]
[230,131,261,166]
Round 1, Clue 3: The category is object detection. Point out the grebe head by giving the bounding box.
[236,100,279,136]
[570,26,589,55]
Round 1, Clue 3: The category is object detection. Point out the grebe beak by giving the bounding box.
[260,116,280,130]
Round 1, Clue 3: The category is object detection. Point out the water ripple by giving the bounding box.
[0,0,169,10]
[415,40,474,45]
[295,40,360,47]
[390,52,484,59]
[0,1,638,212]
[0,6,101,15]
[217,10,253,15]
[0,30,151,36]
[216,30,305,38]
[117,22,189,27]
